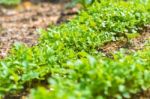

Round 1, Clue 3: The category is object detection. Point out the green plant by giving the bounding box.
[0,0,150,98]
[0,0,21,5]
[68,0,101,8]
[30,46,150,99]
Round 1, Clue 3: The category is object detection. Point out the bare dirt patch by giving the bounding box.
[0,2,62,58]
[0,1,78,58]
[0,2,63,58]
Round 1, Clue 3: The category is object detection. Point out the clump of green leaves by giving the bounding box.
[0,0,21,5]
[30,47,150,99]
[67,0,100,8]
[0,0,150,98]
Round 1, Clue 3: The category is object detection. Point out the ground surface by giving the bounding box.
[0,1,77,58]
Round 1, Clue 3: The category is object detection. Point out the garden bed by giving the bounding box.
[0,0,150,99]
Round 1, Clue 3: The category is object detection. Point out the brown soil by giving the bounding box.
[0,1,78,58]
[0,2,61,58]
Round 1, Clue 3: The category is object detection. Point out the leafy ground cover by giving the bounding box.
[0,0,21,5]
[0,0,150,99]
[29,44,150,99]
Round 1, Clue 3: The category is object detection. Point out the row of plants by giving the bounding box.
[29,45,150,99]
[0,0,150,98]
